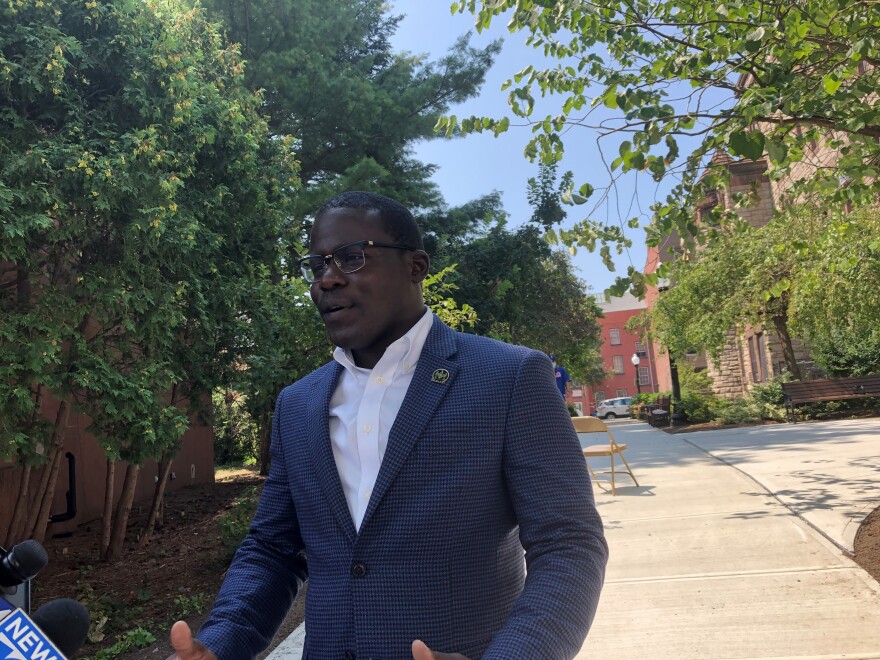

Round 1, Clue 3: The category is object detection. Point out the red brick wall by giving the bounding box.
[0,394,214,541]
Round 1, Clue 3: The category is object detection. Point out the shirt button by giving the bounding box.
[363,424,372,433]
[351,562,367,577]
[374,376,384,384]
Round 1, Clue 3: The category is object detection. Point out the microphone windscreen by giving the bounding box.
[0,540,48,585]
[32,598,91,657]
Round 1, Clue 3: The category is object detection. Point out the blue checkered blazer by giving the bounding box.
[199,316,607,659]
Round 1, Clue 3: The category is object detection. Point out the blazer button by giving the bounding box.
[351,561,367,577]
[344,652,356,660]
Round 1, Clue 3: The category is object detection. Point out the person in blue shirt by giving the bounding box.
[549,354,571,399]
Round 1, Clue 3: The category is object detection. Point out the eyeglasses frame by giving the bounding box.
[298,240,416,282]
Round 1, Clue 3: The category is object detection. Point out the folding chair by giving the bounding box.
[572,416,639,495]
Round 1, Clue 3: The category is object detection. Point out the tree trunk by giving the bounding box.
[103,463,140,562]
[4,465,32,547]
[258,411,272,476]
[25,399,71,544]
[771,307,802,381]
[140,384,180,545]
[100,459,115,559]
[140,456,173,546]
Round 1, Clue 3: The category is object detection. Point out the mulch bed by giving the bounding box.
[33,469,265,658]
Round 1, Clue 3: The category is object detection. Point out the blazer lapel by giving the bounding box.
[359,317,459,531]
[305,361,357,543]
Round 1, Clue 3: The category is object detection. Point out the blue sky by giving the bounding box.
[388,2,666,294]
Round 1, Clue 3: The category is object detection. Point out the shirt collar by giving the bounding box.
[333,307,433,381]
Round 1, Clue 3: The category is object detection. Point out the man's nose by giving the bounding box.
[316,260,348,288]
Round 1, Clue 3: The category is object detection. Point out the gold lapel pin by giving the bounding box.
[431,368,450,384]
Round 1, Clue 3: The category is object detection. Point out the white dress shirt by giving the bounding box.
[328,308,433,530]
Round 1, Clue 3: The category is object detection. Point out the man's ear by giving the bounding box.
[409,250,430,284]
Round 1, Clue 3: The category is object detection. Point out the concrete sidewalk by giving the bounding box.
[579,418,880,659]
[269,418,880,659]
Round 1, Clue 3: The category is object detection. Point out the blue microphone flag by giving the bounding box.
[0,608,66,660]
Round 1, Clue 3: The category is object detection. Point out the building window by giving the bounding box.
[616,388,627,398]
[594,391,605,403]
[748,334,769,383]
[638,367,650,385]
[748,336,759,382]
[572,388,583,398]
[756,332,769,382]
[634,341,647,358]
[612,355,624,374]
[609,328,621,345]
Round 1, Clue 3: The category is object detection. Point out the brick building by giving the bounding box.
[567,292,661,415]
[643,148,821,398]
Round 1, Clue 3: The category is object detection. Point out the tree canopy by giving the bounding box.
[648,203,880,379]
[201,0,501,225]
[443,0,880,294]
[0,0,297,546]
[424,194,605,385]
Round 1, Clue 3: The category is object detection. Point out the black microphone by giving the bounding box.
[31,598,91,658]
[0,540,48,588]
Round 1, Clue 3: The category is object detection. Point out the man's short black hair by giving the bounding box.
[315,191,424,250]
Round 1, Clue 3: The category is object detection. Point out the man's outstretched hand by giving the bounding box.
[411,639,469,660]
[166,621,217,660]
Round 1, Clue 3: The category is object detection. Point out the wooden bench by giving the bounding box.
[781,375,880,423]
[641,395,672,427]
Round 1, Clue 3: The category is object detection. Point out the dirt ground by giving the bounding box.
[854,505,880,583]
[33,467,303,659]
[32,465,879,659]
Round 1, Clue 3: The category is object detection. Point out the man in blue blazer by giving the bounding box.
[169,192,608,660]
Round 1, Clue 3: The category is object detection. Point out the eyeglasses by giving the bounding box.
[297,240,416,282]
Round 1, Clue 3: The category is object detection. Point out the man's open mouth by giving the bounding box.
[322,304,350,315]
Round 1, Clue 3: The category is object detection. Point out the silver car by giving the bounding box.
[595,397,632,419]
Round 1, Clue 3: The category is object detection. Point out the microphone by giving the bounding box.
[0,541,48,588]
[32,598,91,657]
[0,597,90,659]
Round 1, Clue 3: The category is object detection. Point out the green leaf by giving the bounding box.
[728,130,765,161]
[822,74,842,95]
[766,139,788,164]
[602,86,619,109]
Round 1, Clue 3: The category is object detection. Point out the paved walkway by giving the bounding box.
[579,418,880,659]
[269,418,880,659]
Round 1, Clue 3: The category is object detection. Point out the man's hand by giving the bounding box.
[166,620,217,660]
[411,639,469,660]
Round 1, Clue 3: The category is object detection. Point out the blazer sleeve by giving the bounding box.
[483,351,608,659]
[197,389,308,660]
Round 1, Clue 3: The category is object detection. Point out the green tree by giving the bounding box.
[202,0,500,215]
[444,0,880,293]
[527,162,573,230]
[649,218,804,379]
[233,276,328,475]
[0,0,297,551]
[648,203,880,383]
[788,205,880,376]
[429,207,604,384]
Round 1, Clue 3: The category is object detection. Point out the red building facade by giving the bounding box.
[567,292,660,415]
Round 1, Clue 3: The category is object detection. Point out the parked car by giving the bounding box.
[595,397,633,419]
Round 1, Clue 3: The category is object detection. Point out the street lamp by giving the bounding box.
[631,353,641,394]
